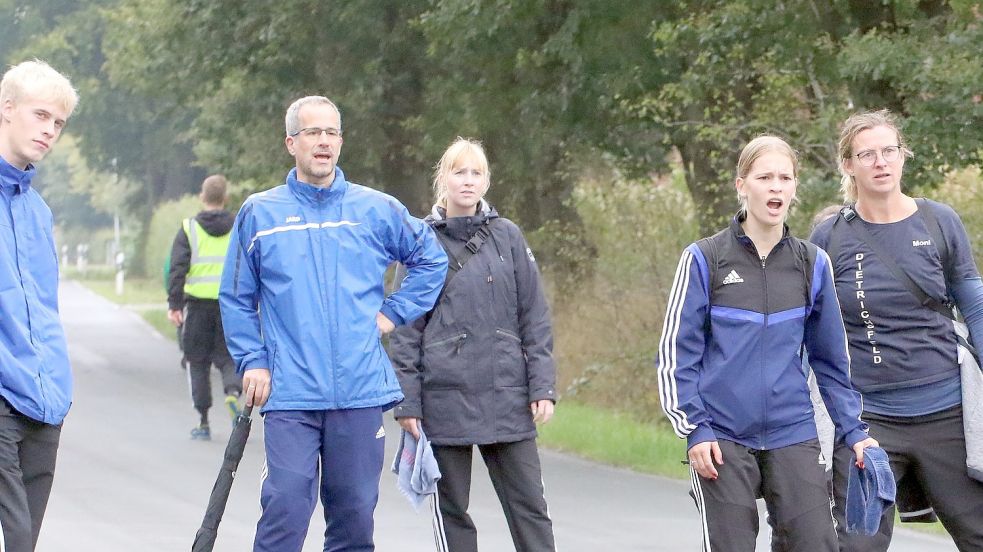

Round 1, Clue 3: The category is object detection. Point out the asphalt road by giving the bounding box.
[38,280,957,551]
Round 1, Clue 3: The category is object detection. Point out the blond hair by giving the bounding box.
[432,137,490,208]
[837,109,912,203]
[0,59,79,117]
[200,174,228,206]
[735,135,799,212]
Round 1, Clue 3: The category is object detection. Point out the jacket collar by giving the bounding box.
[429,200,499,241]
[0,155,35,194]
[286,167,349,205]
[730,210,790,252]
[429,198,492,221]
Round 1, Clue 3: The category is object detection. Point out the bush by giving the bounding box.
[144,195,203,291]
[543,166,699,423]
[918,167,983,261]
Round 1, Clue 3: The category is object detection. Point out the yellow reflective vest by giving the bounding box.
[182,218,231,299]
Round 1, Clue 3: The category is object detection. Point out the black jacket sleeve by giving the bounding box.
[389,263,428,419]
[509,222,557,403]
[167,224,191,310]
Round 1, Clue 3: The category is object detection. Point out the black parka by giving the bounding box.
[389,204,556,446]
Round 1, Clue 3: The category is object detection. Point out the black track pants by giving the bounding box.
[832,406,983,552]
[182,300,240,412]
[690,438,836,552]
[431,439,555,552]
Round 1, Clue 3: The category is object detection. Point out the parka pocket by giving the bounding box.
[494,329,527,387]
[422,332,468,389]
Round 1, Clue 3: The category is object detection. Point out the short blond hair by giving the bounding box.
[837,109,912,203]
[735,135,799,212]
[200,174,228,206]
[432,137,490,208]
[0,60,79,117]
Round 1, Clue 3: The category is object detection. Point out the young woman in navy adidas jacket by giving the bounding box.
[657,136,877,551]
[810,110,983,551]
[390,137,557,552]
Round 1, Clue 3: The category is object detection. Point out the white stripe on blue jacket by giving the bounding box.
[220,167,447,412]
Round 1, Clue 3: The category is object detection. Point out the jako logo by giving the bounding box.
[286,216,302,223]
[912,239,931,247]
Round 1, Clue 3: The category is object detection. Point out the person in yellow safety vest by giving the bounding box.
[166,174,241,441]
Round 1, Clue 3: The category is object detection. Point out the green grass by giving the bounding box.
[66,269,174,340]
[898,515,948,536]
[539,401,689,479]
[140,309,177,342]
[539,402,951,537]
[62,270,167,309]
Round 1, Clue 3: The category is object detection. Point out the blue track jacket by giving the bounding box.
[0,156,72,424]
[657,219,867,451]
[220,168,447,412]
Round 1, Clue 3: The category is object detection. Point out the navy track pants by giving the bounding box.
[253,407,385,552]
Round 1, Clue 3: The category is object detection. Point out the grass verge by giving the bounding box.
[538,401,688,480]
[140,308,177,341]
[71,274,167,305]
[66,270,174,340]
[539,401,949,537]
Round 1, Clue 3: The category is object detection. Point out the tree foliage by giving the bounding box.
[622,0,983,233]
[5,0,983,254]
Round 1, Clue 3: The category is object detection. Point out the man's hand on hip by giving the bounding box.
[376,312,395,335]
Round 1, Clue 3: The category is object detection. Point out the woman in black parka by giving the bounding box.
[390,137,557,552]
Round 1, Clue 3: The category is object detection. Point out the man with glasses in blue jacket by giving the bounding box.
[0,60,78,552]
[220,95,447,552]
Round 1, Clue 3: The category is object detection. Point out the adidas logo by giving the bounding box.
[722,270,744,285]
[375,425,386,439]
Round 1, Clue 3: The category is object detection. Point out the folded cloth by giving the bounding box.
[391,426,441,510]
[846,446,896,535]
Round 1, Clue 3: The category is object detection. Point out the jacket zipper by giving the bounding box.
[759,252,769,450]
[496,329,521,342]
[426,332,468,351]
[315,189,340,401]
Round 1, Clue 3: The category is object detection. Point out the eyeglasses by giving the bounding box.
[289,127,343,139]
[854,145,901,167]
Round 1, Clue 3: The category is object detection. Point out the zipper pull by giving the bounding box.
[760,256,766,268]
[487,275,493,283]
[454,334,467,354]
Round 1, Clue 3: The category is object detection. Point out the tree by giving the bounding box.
[106,0,435,209]
[622,0,983,235]
[3,0,206,275]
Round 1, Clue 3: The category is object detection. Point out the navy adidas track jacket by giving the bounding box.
[657,218,868,451]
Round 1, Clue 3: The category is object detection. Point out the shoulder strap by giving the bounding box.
[424,219,497,323]
[437,219,496,280]
[794,238,817,311]
[911,199,979,357]
[824,214,843,268]
[696,236,719,298]
[838,204,955,321]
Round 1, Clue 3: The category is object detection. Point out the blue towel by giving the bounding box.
[846,446,896,535]
[391,427,441,510]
